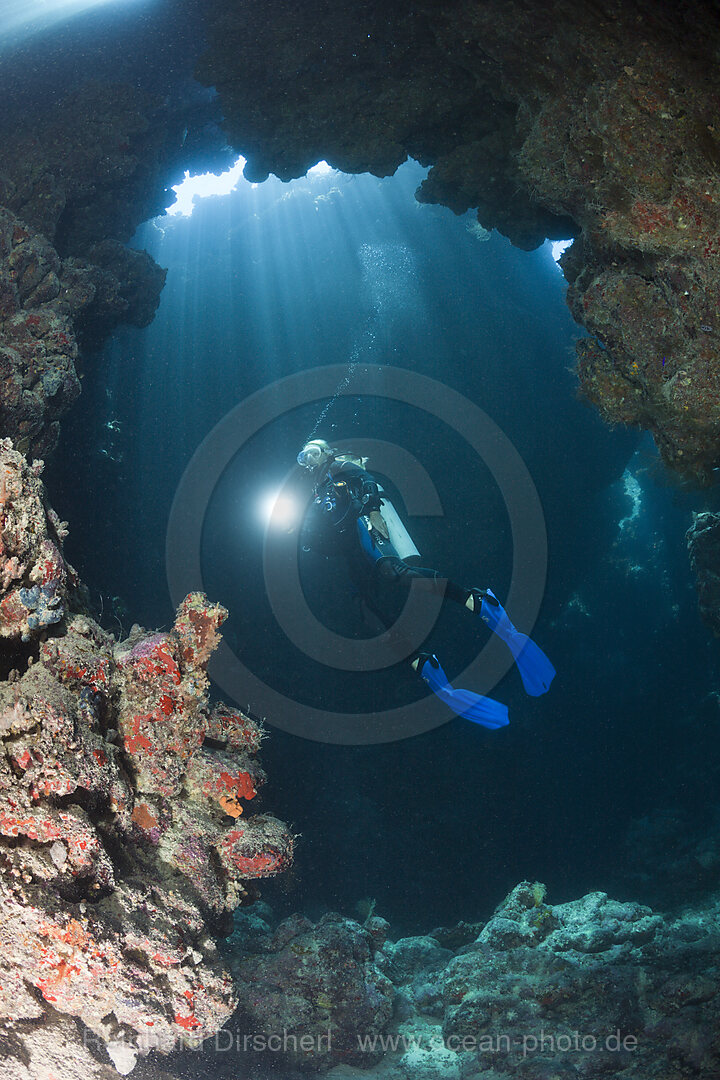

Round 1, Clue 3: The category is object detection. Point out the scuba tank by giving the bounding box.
[363,485,420,561]
[375,487,420,560]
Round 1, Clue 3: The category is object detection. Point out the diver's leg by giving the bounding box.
[346,551,425,660]
[464,587,498,613]
[468,587,556,696]
[373,556,555,699]
[374,556,471,607]
[410,652,509,729]
[374,557,504,614]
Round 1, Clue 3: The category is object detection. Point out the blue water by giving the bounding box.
[46,156,720,928]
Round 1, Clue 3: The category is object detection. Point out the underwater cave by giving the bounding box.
[1,1,720,1078]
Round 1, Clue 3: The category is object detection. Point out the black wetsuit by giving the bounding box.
[301,458,471,634]
[302,459,383,551]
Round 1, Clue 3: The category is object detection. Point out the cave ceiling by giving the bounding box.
[2,0,719,477]
[193,0,720,481]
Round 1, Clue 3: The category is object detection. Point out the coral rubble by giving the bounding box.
[195,0,720,480]
[0,500,293,1077]
[427,881,719,1079]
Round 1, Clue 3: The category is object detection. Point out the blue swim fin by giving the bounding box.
[478,589,555,696]
[419,655,509,730]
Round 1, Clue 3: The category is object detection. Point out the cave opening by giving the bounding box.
[168,157,246,217]
[4,2,720,1074]
[550,238,573,263]
[44,153,718,929]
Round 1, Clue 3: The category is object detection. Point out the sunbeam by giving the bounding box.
[0,0,143,45]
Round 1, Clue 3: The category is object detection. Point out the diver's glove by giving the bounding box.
[473,588,556,697]
[360,478,382,513]
[414,653,509,730]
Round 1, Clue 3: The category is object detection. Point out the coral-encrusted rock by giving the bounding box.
[0,211,82,457]
[473,879,558,950]
[435,883,716,1079]
[228,913,394,1071]
[0,83,231,456]
[383,935,452,985]
[687,512,720,635]
[0,84,218,251]
[78,241,168,339]
[0,593,293,1076]
[259,883,716,1080]
[0,196,166,458]
[568,244,720,480]
[0,438,74,641]
[114,593,294,912]
[541,891,662,954]
[0,1012,121,1080]
[115,625,211,799]
[0,878,235,1068]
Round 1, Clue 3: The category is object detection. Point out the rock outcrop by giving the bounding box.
[0,83,230,458]
[688,511,720,635]
[0,438,75,646]
[0,472,293,1077]
[326,881,718,1080]
[0,59,283,1080]
[227,912,395,1072]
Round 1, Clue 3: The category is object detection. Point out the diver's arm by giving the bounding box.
[328,462,382,521]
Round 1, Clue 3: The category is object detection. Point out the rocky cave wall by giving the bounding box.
[194,0,720,483]
[0,81,232,459]
[0,70,291,1078]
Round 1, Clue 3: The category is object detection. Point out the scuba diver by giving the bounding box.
[296,438,555,729]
